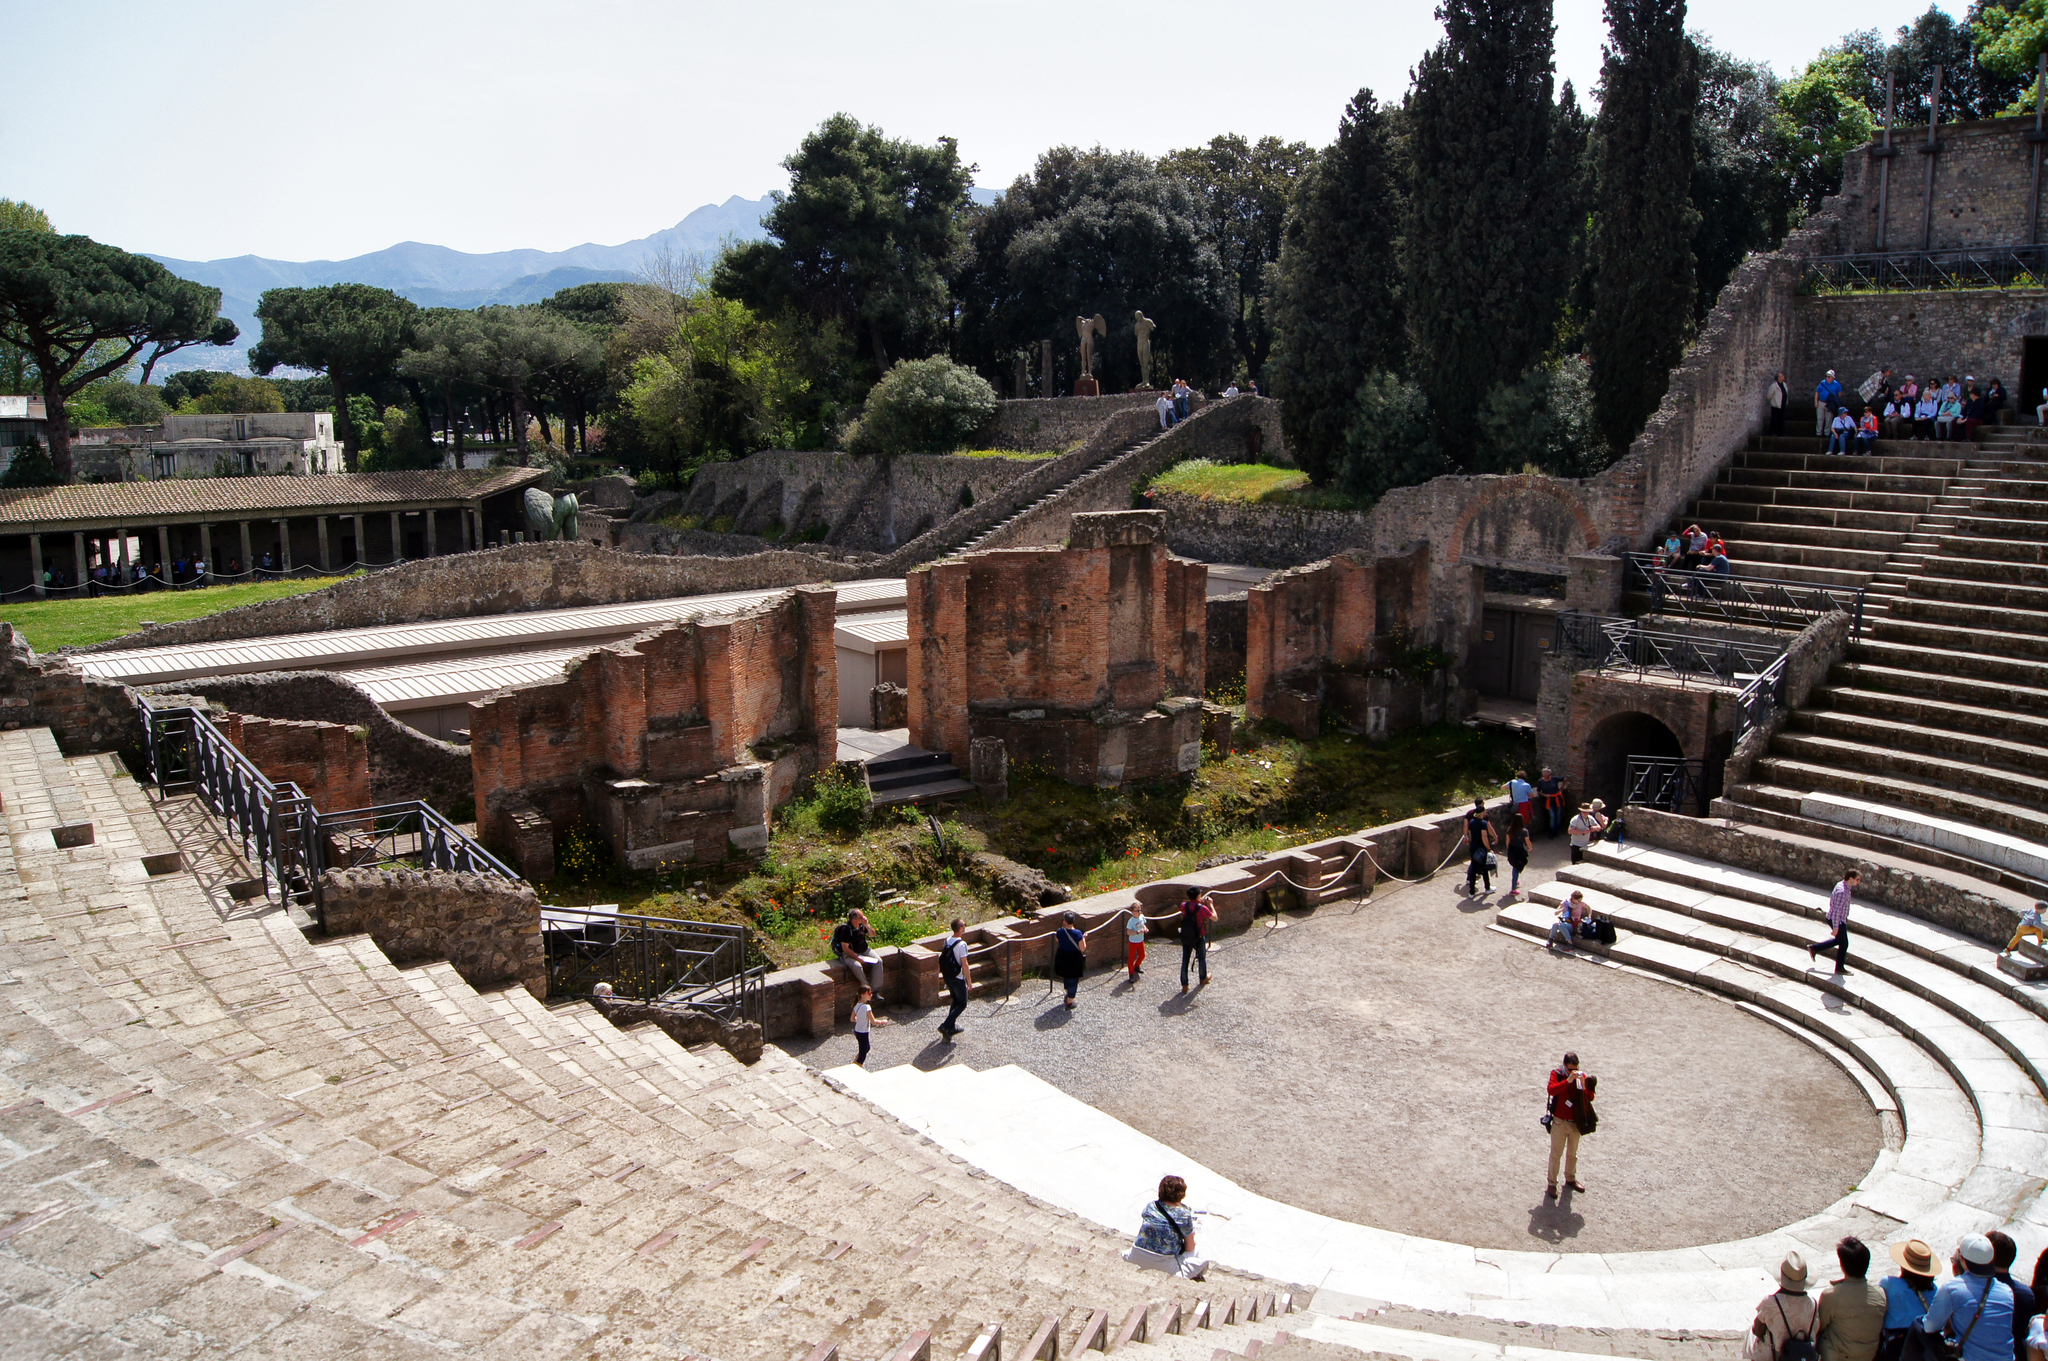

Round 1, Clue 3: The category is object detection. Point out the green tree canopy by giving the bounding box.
[188,374,284,414]
[1588,0,1700,458]
[847,357,998,456]
[955,147,1233,393]
[713,114,971,383]
[1406,0,1584,463]
[0,231,237,481]
[249,283,417,470]
[1159,134,1316,382]
[1776,47,1880,213]
[1263,91,1411,485]
[1691,41,1798,321]
[621,295,805,481]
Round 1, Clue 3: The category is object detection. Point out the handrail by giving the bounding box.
[1557,613,1787,689]
[1799,245,2048,295]
[1735,652,1791,746]
[1625,554,1866,641]
[541,903,762,1025]
[1622,756,1707,816]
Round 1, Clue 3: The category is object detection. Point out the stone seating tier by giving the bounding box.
[0,724,1499,1361]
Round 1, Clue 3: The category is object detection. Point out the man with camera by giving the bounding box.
[1545,1051,1596,1200]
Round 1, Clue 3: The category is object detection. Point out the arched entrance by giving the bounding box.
[1584,710,1683,811]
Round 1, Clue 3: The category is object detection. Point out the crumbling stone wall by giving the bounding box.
[469,585,836,874]
[318,867,544,996]
[148,671,473,809]
[1839,114,2041,255]
[907,511,1206,785]
[980,392,1162,451]
[677,450,1038,552]
[220,712,371,814]
[74,541,867,654]
[1147,489,1370,568]
[0,624,144,761]
[1244,544,1438,737]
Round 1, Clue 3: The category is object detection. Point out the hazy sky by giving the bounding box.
[11,0,1968,264]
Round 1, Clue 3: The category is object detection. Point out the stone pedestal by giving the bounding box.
[1073,376,1101,397]
[969,736,1008,803]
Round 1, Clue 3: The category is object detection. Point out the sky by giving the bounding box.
[10,0,1970,265]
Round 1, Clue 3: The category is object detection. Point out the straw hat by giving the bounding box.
[1778,1251,1809,1291]
[1889,1239,1934,1274]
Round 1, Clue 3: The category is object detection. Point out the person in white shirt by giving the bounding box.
[851,986,888,1067]
[1568,802,1606,865]
[1156,393,1175,430]
[1125,908,1149,981]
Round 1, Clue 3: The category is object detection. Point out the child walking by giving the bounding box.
[851,986,889,1066]
[1125,908,1148,980]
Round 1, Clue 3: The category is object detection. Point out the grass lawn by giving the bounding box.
[536,720,1533,970]
[1143,459,1369,511]
[2,576,353,652]
[950,447,1061,460]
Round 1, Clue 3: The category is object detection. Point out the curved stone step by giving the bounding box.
[1783,712,2048,782]
[1751,754,2048,843]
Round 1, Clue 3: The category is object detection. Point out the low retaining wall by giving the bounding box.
[982,393,1161,452]
[319,867,545,996]
[1147,488,1369,569]
[0,624,144,762]
[751,796,1516,1040]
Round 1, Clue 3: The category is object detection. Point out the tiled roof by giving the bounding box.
[0,468,547,529]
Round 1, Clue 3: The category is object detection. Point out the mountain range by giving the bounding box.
[146,194,779,376]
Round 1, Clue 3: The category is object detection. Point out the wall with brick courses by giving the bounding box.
[1721,611,1852,790]
[468,585,835,872]
[220,712,371,815]
[73,541,866,654]
[1792,289,2047,403]
[0,624,144,761]
[1839,115,2044,254]
[318,867,545,996]
[1564,671,1737,805]
[146,671,473,809]
[1145,488,1371,568]
[675,450,1038,551]
[981,393,1162,451]
[1242,544,1435,736]
[906,512,1206,783]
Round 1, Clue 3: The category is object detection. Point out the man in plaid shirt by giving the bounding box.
[1808,869,1860,976]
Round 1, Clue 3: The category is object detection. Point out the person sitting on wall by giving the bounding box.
[1936,390,1963,441]
[1916,388,1941,439]
[1829,407,1857,454]
[1857,407,1881,453]
[1958,385,1987,442]
[1984,377,2007,424]
[1882,393,1909,441]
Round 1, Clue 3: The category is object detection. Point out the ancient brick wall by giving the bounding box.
[1792,289,2048,405]
[1146,489,1370,568]
[0,625,145,761]
[221,713,372,815]
[906,511,1206,783]
[981,392,1162,451]
[74,541,867,654]
[318,867,544,996]
[147,671,472,809]
[1243,544,1433,736]
[468,585,835,872]
[1565,671,1738,805]
[677,450,1037,552]
[1839,115,2043,254]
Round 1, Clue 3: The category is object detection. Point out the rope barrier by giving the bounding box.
[3,557,410,601]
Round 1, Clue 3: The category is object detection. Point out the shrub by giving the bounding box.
[812,763,871,836]
[0,438,59,488]
[852,357,998,455]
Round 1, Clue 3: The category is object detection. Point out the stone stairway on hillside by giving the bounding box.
[0,724,1587,1361]
[954,430,1161,554]
[1492,840,2048,1274]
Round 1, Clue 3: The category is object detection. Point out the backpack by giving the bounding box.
[1775,1298,1818,1361]
[939,939,963,983]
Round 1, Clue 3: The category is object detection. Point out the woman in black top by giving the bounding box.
[1463,799,1495,896]
[1504,814,1532,899]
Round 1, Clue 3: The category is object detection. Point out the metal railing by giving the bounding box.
[1735,652,1791,746]
[1800,245,2048,295]
[1557,613,1789,689]
[542,903,765,1025]
[1623,756,1708,816]
[1625,554,1867,640]
[140,702,514,927]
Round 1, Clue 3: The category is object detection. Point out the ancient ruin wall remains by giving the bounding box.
[1244,544,1437,737]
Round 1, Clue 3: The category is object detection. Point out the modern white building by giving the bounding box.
[144,411,345,478]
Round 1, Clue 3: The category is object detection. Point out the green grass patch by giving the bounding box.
[3,575,357,652]
[1142,459,1373,512]
[950,447,1060,460]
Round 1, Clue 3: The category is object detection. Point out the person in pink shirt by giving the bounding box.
[1808,869,1859,976]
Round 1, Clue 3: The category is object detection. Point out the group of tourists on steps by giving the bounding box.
[1747,1231,2044,1361]
[1781,367,2014,448]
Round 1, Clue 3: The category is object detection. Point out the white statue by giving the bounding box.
[1076,313,1107,378]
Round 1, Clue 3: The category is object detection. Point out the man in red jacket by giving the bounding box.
[1546,1051,1595,1199]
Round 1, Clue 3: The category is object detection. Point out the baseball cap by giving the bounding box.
[1959,1234,1994,1265]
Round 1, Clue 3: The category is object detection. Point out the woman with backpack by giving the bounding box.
[1052,911,1087,1008]
[1749,1252,1820,1361]
[1878,1239,1938,1361]
[1178,886,1214,994]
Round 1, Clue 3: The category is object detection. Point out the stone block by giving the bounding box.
[727,825,770,853]
[319,867,544,996]
[870,682,909,729]
[623,839,695,871]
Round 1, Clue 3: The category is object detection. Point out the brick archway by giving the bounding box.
[1444,477,1601,567]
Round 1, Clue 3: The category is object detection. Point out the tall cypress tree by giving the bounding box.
[1264,90,1409,486]
[1406,0,1576,467]
[1587,0,1699,457]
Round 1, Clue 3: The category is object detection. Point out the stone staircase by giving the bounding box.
[0,724,1527,1361]
[1493,841,2048,1272]
[863,748,976,808]
[954,430,1164,554]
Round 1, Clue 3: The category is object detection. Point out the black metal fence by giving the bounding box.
[1800,246,2048,295]
[141,702,516,927]
[1623,756,1708,816]
[542,903,765,1025]
[1625,555,1866,641]
[1735,652,1791,747]
[1557,613,1788,690]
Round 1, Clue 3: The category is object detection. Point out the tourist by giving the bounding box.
[1884,394,1910,442]
[1548,890,1588,952]
[830,908,881,992]
[1463,798,1496,896]
[1937,390,1964,441]
[2037,385,2048,426]
[1709,548,1733,582]
[1504,814,1531,899]
[1126,1174,1209,1280]
[1858,408,1881,453]
[1178,886,1214,994]
[1920,1235,2014,1361]
[1816,371,1844,436]
[1989,1232,2037,1361]
[1053,909,1087,1008]
[1125,906,1148,981]
[1807,869,1859,976]
[1959,386,1987,442]
[1537,768,1567,838]
[939,918,969,1038]
[1173,378,1192,421]
[1568,802,1604,865]
[1768,372,1790,436]
[1830,407,1858,454]
[1749,1252,1820,1361]
[1683,523,1710,568]
[1986,378,2008,424]
[2004,901,2046,957]
[2028,1314,2044,1361]
[1916,389,1940,440]
[1506,770,1534,827]
[1156,392,1175,430]
[1222,381,1240,397]
[1816,1236,1887,1361]
[1544,1050,1593,1198]
[193,557,207,586]
[851,986,889,1067]
[1879,1239,1939,1361]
